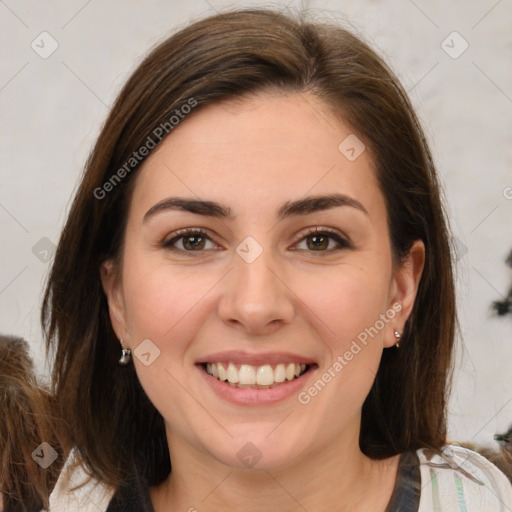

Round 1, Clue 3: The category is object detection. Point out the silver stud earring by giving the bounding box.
[394,330,401,348]
[118,340,131,366]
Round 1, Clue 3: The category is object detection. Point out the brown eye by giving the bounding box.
[181,234,206,250]
[295,228,350,253]
[306,234,330,251]
[163,229,216,252]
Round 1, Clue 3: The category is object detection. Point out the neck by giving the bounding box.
[150,426,400,512]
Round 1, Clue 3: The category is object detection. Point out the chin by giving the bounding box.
[205,427,306,471]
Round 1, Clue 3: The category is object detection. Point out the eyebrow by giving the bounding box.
[143,193,368,223]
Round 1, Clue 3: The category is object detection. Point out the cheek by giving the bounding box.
[294,263,389,401]
[295,262,390,350]
[121,249,214,346]
[119,252,215,433]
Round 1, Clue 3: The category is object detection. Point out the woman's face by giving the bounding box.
[102,91,423,471]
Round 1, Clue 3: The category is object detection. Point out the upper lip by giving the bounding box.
[196,350,316,367]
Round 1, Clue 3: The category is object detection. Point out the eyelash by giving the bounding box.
[162,227,351,255]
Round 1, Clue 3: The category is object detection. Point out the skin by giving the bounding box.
[101,91,425,511]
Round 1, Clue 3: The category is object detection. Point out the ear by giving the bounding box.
[384,240,425,348]
[100,259,130,347]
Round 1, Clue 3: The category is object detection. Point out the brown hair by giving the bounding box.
[0,335,64,511]
[42,8,456,488]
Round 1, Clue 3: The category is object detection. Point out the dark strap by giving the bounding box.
[106,471,155,512]
[384,450,421,512]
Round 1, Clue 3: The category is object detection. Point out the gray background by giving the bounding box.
[1,0,511,448]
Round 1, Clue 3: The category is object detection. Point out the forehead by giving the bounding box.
[130,92,385,221]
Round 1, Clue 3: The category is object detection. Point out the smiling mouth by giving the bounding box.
[200,362,315,389]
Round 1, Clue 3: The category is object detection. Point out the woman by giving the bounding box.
[43,8,512,511]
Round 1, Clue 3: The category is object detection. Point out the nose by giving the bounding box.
[217,245,295,336]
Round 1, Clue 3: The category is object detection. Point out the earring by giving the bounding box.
[394,330,401,348]
[118,340,131,366]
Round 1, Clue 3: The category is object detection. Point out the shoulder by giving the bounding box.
[416,444,512,511]
[48,449,115,511]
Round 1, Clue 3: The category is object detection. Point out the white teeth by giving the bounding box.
[217,363,227,381]
[239,364,256,385]
[274,364,286,383]
[285,363,295,380]
[204,361,309,387]
[256,365,274,385]
[227,363,239,383]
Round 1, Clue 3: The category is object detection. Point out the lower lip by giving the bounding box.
[196,364,317,406]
